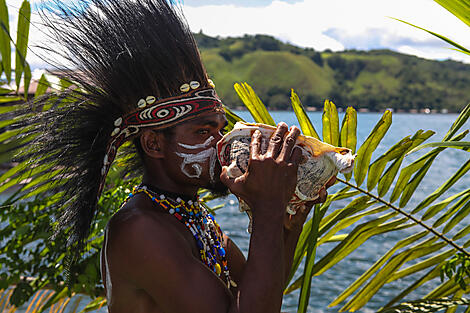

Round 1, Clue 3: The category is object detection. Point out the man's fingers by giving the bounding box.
[219,166,235,186]
[279,126,300,162]
[326,176,336,188]
[266,122,288,158]
[290,146,303,167]
[310,187,328,204]
[250,130,262,159]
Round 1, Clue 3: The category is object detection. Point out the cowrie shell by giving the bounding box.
[137,99,146,108]
[111,127,120,136]
[190,81,200,89]
[146,96,156,104]
[180,83,190,92]
[208,79,215,88]
[114,117,122,126]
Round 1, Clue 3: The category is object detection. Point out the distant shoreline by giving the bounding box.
[230,107,459,114]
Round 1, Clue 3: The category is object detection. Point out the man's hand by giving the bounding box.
[220,122,302,220]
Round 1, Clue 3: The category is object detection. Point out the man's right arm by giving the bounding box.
[221,122,302,313]
[107,123,301,313]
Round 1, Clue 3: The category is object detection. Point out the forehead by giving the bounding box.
[182,111,227,128]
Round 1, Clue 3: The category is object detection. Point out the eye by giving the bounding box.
[197,129,210,135]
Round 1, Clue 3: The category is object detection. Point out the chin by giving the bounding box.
[205,180,230,197]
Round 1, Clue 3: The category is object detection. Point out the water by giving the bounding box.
[2,112,469,312]
[209,111,470,312]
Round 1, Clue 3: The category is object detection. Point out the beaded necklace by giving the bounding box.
[124,185,237,289]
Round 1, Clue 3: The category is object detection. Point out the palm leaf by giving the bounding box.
[15,0,31,93]
[290,89,320,139]
[391,17,470,54]
[434,0,470,28]
[0,0,11,83]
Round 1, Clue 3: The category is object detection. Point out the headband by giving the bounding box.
[98,87,224,195]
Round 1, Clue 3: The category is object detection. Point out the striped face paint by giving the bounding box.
[176,136,218,182]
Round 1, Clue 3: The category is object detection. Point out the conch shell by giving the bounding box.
[217,122,355,230]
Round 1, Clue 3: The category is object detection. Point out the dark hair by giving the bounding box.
[4,0,209,258]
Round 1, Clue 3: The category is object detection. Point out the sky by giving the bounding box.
[5,0,470,79]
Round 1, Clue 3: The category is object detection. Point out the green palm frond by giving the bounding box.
[232,82,470,312]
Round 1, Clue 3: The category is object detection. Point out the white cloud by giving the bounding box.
[6,0,470,70]
[183,0,470,63]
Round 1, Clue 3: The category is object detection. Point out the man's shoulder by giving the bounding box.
[106,201,188,255]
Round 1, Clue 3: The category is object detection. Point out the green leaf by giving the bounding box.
[233,82,275,125]
[322,99,339,146]
[392,17,470,54]
[377,130,434,197]
[399,156,436,208]
[23,61,31,100]
[38,287,69,313]
[422,188,470,221]
[339,106,357,153]
[34,74,51,98]
[443,199,470,234]
[318,205,387,246]
[15,0,31,91]
[367,136,412,191]
[318,196,373,237]
[297,205,321,313]
[412,159,470,213]
[383,267,441,309]
[291,89,320,139]
[409,141,470,154]
[444,103,470,140]
[388,249,454,283]
[287,215,411,294]
[434,0,470,28]
[433,194,470,228]
[329,230,429,307]
[341,240,446,311]
[79,296,106,313]
[0,0,11,83]
[354,110,392,187]
[390,130,469,203]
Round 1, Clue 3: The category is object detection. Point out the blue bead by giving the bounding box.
[129,193,133,197]
[176,208,180,212]
[219,248,226,256]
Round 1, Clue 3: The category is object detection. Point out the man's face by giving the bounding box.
[161,111,229,194]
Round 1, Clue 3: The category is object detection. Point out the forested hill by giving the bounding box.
[194,33,470,112]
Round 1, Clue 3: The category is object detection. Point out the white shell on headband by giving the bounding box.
[180,83,190,92]
[190,81,200,89]
[111,128,120,136]
[137,99,146,108]
[146,96,156,104]
[114,117,122,126]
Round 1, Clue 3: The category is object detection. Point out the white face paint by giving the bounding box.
[176,136,218,182]
[178,136,214,150]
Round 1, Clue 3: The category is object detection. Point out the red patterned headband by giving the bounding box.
[98,87,223,196]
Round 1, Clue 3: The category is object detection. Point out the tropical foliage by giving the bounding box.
[195,34,470,113]
[1,0,470,313]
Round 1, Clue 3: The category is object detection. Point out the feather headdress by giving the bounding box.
[2,0,221,254]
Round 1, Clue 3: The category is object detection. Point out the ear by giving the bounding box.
[140,130,165,159]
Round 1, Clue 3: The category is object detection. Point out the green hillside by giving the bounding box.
[195,33,470,112]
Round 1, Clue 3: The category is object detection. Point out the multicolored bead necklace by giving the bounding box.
[125,185,237,289]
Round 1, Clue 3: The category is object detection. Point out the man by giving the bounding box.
[14,0,331,311]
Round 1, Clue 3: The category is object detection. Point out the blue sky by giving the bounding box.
[180,0,302,7]
[6,0,470,75]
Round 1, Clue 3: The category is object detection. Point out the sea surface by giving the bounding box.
[3,111,470,313]
[209,111,470,313]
